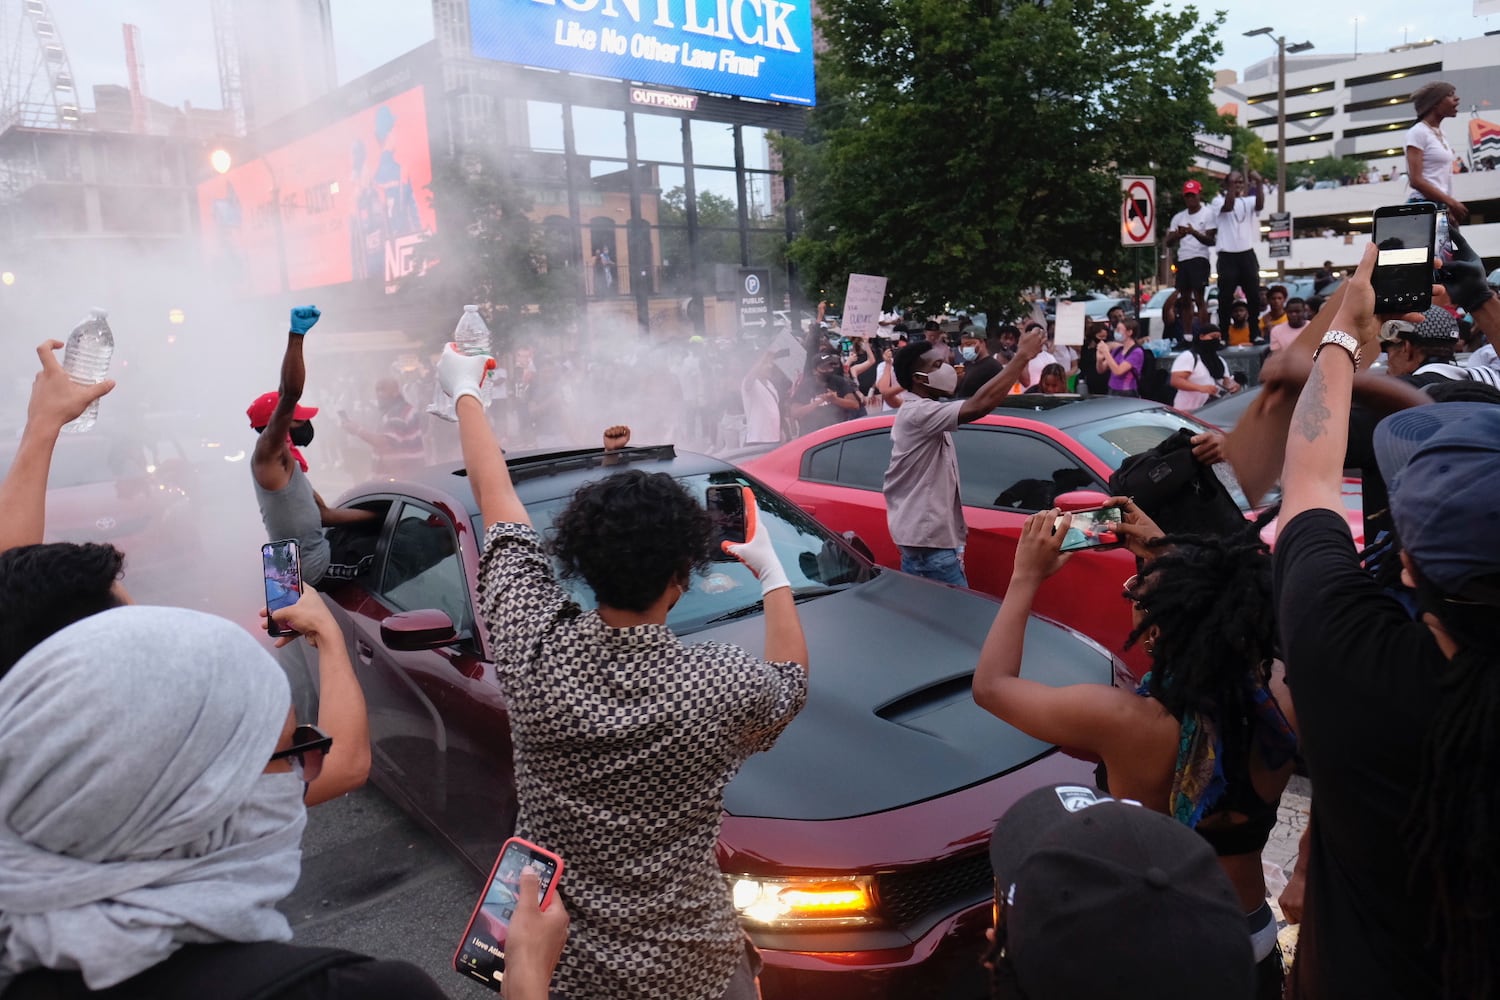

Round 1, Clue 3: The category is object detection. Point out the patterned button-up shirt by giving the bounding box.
[478,522,807,999]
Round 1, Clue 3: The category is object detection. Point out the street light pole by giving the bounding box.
[1276,34,1287,280]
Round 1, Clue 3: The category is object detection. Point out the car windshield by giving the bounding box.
[474,471,876,633]
[1068,407,1262,510]
[0,436,144,489]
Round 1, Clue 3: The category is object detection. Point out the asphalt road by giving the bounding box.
[280,786,495,1000]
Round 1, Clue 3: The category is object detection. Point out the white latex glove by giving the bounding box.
[721,487,791,597]
[435,342,496,418]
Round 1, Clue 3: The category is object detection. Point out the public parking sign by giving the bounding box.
[1120,176,1156,247]
[1268,211,1293,259]
[738,268,771,337]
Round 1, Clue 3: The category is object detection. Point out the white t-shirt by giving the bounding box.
[1404,121,1454,199]
[1171,351,1215,411]
[1168,205,1216,262]
[1210,193,1261,253]
[1467,344,1500,372]
[1027,350,1060,385]
[740,374,781,444]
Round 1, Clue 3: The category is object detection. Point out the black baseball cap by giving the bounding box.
[989,785,1253,1000]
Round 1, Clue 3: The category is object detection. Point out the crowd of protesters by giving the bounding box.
[4,78,1500,1000]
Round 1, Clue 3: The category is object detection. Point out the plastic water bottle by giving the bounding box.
[61,308,113,434]
[429,304,493,420]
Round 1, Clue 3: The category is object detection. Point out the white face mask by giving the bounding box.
[919,363,958,394]
[960,346,978,362]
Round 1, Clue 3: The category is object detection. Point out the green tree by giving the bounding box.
[783,0,1224,320]
[398,151,577,350]
[1291,154,1368,187]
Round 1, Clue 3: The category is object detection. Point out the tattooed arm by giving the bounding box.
[1281,245,1382,523]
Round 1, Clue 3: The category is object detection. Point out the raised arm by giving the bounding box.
[252,306,320,476]
[441,345,527,528]
[1249,170,1266,212]
[264,585,371,806]
[1280,245,1384,522]
[972,510,1136,752]
[958,329,1043,422]
[0,341,116,552]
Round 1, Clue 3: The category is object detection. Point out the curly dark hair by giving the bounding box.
[0,542,126,678]
[1404,572,1500,999]
[1124,517,1278,728]
[548,470,712,612]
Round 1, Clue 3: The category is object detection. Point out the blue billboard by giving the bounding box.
[469,0,816,107]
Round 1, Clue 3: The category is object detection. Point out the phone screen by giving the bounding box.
[455,839,562,990]
[1056,506,1124,552]
[1371,206,1435,312]
[705,484,748,560]
[262,540,301,637]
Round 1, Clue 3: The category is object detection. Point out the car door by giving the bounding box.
[355,501,513,859]
[952,426,1138,655]
[783,430,900,567]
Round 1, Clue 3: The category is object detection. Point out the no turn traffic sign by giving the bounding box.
[1120,175,1156,246]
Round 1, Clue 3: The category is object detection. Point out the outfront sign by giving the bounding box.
[469,0,816,107]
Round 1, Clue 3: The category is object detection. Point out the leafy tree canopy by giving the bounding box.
[784,0,1224,319]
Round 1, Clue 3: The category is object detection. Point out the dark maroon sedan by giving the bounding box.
[307,444,1112,998]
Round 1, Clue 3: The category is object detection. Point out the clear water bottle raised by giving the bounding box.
[428,305,494,420]
[62,308,114,434]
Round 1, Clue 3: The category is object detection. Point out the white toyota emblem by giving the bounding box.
[95,516,116,531]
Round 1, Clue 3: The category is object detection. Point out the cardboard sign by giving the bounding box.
[840,273,888,340]
[1054,300,1087,347]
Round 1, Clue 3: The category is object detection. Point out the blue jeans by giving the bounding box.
[899,545,968,587]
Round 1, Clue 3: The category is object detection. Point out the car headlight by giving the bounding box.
[728,874,880,929]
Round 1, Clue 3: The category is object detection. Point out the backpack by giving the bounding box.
[1,943,371,1000]
[1108,428,1245,538]
[1135,348,1175,404]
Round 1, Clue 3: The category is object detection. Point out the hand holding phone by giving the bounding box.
[1370,203,1436,314]
[262,540,302,638]
[705,484,748,561]
[1053,505,1125,552]
[454,838,566,992]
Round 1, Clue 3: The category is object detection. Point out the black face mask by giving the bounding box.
[1199,337,1223,352]
[290,422,315,447]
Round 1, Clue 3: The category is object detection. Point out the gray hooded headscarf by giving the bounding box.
[0,605,307,989]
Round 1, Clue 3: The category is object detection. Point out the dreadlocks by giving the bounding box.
[1404,576,1500,999]
[1124,512,1280,723]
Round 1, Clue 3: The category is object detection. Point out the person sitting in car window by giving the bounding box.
[436,345,810,1000]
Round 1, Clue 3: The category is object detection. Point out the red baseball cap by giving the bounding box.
[1183,180,1203,194]
[246,391,318,429]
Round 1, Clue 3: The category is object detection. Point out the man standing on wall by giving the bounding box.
[1165,180,1217,327]
[1211,170,1267,344]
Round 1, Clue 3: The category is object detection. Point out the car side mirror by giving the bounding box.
[381,609,459,651]
[841,530,875,562]
[1054,490,1113,512]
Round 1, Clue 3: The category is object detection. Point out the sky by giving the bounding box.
[24,0,1498,113]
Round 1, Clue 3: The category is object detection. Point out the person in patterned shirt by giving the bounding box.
[437,344,810,1000]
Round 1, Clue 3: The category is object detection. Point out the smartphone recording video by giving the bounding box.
[1371,203,1436,314]
[705,484,748,561]
[454,838,565,991]
[1055,506,1124,553]
[262,539,301,638]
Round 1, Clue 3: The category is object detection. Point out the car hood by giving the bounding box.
[696,571,1110,821]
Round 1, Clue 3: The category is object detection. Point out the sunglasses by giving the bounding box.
[269,724,333,784]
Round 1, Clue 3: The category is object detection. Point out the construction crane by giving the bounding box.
[211,0,245,136]
[0,0,82,130]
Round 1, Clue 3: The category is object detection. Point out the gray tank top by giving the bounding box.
[252,463,330,583]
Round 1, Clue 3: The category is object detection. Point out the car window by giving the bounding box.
[379,503,475,636]
[804,441,840,482]
[833,431,892,490]
[476,472,875,634]
[954,427,1100,511]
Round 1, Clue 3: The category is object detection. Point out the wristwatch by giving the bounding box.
[1312,330,1361,368]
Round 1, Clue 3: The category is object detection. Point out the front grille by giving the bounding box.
[876,851,993,928]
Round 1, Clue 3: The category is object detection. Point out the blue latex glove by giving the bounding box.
[289,305,321,336]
